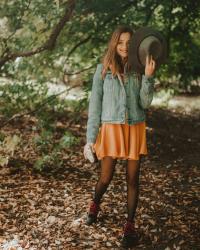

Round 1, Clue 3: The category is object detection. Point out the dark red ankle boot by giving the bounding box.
[86,200,100,225]
[121,220,139,248]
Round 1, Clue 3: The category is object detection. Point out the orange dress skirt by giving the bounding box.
[93,120,148,161]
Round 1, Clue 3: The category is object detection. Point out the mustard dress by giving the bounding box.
[93,120,147,161]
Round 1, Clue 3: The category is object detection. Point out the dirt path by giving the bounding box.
[0,107,199,249]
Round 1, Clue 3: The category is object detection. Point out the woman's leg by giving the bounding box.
[93,156,117,204]
[125,157,141,222]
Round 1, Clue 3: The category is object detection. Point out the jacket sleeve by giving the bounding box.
[139,75,155,109]
[86,64,103,143]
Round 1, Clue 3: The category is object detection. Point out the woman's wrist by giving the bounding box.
[143,74,153,79]
[144,73,153,78]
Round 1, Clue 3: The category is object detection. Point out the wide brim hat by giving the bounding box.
[128,27,168,74]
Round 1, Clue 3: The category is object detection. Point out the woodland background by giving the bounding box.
[0,0,199,249]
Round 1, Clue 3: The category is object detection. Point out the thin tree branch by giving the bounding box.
[0,83,80,129]
[64,65,94,75]
[166,1,174,56]
[0,0,76,69]
[67,34,92,58]
[143,2,158,26]
[64,0,139,76]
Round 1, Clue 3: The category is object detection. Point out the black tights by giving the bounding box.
[93,156,141,223]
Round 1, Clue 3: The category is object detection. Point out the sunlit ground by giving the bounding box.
[152,94,200,113]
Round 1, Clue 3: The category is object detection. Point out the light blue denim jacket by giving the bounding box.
[86,63,155,143]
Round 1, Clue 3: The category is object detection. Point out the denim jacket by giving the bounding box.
[86,63,155,143]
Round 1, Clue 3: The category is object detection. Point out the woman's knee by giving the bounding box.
[102,156,117,165]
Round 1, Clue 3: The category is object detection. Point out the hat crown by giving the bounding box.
[138,35,162,66]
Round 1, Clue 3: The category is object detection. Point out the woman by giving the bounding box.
[84,25,155,248]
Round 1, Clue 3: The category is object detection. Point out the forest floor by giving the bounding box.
[0,106,199,250]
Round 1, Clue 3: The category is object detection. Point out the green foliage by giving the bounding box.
[33,152,62,172]
[58,131,80,149]
[1,0,199,174]
[0,80,48,117]
[33,129,79,171]
[0,132,6,142]
[0,76,82,172]
[0,0,199,89]
[34,129,54,154]
[0,77,74,126]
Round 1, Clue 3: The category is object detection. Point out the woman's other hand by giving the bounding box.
[145,54,156,77]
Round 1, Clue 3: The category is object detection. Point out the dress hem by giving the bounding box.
[96,152,148,161]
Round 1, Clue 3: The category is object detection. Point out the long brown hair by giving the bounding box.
[101,25,134,79]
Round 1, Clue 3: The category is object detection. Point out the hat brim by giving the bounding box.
[128,27,168,74]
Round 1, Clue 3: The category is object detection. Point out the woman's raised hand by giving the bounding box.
[145,54,156,77]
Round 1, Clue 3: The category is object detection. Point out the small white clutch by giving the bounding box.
[84,143,98,163]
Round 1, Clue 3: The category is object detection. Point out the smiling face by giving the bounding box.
[116,32,131,60]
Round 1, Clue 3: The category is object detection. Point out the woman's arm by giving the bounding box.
[139,74,155,109]
[139,55,156,109]
[86,64,103,143]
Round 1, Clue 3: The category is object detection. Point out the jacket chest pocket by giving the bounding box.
[129,75,140,95]
[102,74,114,117]
[103,74,114,93]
